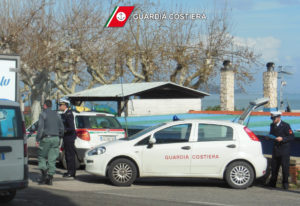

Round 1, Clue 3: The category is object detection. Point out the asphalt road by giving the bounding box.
[6,159,300,206]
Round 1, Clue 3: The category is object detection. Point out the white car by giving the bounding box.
[27,111,126,168]
[84,98,269,189]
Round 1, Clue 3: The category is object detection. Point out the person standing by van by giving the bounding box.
[36,100,64,185]
[59,99,77,178]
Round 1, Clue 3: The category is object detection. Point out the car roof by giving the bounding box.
[73,111,115,117]
[166,119,242,127]
[0,99,20,107]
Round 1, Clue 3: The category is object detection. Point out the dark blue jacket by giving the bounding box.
[270,120,294,157]
[61,109,76,142]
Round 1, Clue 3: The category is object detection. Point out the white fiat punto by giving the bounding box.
[85,98,269,189]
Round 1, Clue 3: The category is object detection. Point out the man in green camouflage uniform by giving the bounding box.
[36,100,64,185]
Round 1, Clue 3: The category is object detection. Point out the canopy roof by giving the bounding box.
[67,82,209,102]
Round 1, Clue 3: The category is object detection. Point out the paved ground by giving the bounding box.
[6,159,300,206]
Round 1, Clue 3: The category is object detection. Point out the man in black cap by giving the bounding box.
[59,99,77,178]
[268,111,294,190]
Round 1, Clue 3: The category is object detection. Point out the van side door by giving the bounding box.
[0,106,25,182]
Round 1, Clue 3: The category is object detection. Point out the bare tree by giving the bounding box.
[0,0,121,122]
[0,0,261,122]
[121,3,260,90]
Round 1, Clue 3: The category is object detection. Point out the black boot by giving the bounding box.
[45,175,53,185]
[38,170,47,185]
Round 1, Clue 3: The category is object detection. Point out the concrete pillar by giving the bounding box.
[220,60,234,111]
[263,62,278,112]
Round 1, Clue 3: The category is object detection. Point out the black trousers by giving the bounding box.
[269,154,290,187]
[64,140,76,176]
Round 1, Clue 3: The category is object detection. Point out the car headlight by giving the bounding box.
[88,146,106,156]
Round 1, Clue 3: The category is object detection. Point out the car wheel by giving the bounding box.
[0,190,16,203]
[225,161,254,189]
[61,152,81,170]
[108,158,137,186]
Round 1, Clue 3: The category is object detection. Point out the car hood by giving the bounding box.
[94,139,132,149]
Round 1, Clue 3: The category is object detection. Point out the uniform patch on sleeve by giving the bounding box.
[289,129,293,134]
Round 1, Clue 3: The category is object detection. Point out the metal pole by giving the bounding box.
[280,81,283,111]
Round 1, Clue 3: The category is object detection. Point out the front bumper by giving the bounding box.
[84,155,107,177]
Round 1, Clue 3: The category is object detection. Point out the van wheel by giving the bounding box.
[61,152,81,170]
[108,158,137,186]
[225,161,254,189]
[0,190,16,203]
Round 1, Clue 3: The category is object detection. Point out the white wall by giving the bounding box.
[127,98,202,116]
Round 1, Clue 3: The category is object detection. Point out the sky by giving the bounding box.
[227,0,300,94]
[155,0,300,94]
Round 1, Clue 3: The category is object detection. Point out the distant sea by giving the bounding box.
[202,93,300,111]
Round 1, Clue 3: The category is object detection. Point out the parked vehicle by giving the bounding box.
[0,100,28,203]
[27,111,126,169]
[84,98,269,189]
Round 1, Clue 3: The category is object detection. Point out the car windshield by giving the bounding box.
[75,115,122,129]
[0,106,23,139]
[125,123,166,141]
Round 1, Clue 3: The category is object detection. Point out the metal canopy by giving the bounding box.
[66,82,210,102]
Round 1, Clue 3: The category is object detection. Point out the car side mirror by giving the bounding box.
[147,136,156,148]
[149,136,156,144]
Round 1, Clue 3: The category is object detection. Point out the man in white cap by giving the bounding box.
[59,99,77,178]
[267,111,294,190]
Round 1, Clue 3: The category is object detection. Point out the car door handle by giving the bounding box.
[226,144,236,148]
[181,146,191,150]
[0,146,12,153]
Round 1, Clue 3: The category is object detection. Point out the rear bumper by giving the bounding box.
[0,180,28,191]
[253,156,268,178]
[76,148,88,162]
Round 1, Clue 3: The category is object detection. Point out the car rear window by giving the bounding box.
[198,124,233,141]
[75,115,122,129]
[0,106,23,139]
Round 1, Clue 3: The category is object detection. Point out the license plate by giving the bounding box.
[100,136,116,142]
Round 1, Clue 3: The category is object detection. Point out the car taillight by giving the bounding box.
[244,127,260,141]
[76,129,90,141]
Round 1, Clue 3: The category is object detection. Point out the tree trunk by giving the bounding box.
[31,99,41,123]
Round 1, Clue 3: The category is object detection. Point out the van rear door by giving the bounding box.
[0,105,24,182]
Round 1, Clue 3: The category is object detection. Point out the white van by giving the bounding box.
[0,100,28,203]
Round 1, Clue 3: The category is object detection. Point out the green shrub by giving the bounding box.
[205,105,221,111]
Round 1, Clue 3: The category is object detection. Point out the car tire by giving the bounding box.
[61,152,81,170]
[225,161,254,189]
[0,190,16,203]
[108,158,137,186]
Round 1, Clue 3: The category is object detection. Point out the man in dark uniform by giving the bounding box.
[59,99,76,178]
[36,100,64,185]
[268,111,294,190]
